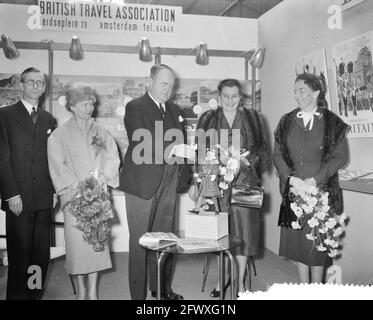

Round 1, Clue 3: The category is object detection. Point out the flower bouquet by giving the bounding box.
[91,133,106,157]
[289,177,347,258]
[62,174,114,252]
[191,145,240,213]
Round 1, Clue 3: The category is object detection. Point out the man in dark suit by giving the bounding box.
[120,64,194,300]
[0,67,56,300]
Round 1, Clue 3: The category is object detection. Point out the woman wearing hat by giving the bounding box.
[47,87,120,299]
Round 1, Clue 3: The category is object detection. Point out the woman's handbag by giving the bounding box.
[230,184,264,209]
[230,164,264,210]
[277,177,297,227]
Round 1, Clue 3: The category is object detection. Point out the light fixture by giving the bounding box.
[139,37,152,62]
[196,42,209,65]
[69,36,84,61]
[1,34,20,59]
[249,47,266,68]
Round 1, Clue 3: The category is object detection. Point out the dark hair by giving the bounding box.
[295,73,328,108]
[217,79,242,95]
[150,64,175,79]
[20,67,45,83]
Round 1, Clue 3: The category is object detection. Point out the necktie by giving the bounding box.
[30,107,38,125]
[296,109,320,130]
[160,103,166,118]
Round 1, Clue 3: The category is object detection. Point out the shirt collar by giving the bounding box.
[147,92,164,109]
[21,98,38,115]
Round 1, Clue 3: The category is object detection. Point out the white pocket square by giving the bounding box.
[178,115,184,122]
[47,129,52,134]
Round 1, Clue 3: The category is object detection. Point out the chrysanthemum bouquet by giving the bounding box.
[194,145,241,192]
[289,177,347,258]
[63,175,114,252]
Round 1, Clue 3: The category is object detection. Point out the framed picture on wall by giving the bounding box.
[295,49,332,110]
[51,75,147,161]
[0,73,23,108]
[332,31,373,138]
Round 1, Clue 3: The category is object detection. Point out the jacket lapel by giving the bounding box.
[165,101,184,131]
[14,101,36,137]
[33,110,48,150]
[142,92,163,122]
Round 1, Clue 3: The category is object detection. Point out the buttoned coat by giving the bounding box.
[0,101,56,212]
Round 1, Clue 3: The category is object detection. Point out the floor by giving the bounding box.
[0,249,299,300]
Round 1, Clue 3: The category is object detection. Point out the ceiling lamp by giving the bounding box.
[139,37,152,62]
[249,47,266,68]
[69,36,84,61]
[1,34,20,59]
[196,42,209,65]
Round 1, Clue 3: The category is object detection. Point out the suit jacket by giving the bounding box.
[0,101,56,212]
[119,92,190,200]
[273,107,349,214]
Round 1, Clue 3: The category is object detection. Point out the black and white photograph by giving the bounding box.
[1,0,373,306]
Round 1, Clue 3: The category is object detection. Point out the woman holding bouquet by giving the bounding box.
[192,79,268,296]
[273,73,349,283]
[47,87,120,299]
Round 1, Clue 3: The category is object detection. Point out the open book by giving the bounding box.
[139,232,180,249]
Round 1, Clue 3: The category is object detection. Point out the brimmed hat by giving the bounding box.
[65,86,96,110]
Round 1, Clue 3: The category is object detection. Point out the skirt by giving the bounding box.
[229,205,260,256]
[61,191,112,275]
[279,225,331,266]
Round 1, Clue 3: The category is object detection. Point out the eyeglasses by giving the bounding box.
[23,79,45,87]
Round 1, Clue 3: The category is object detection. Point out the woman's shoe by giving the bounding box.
[210,288,220,297]
[210,279,231,298]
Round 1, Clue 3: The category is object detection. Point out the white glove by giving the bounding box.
[168,144,196,160]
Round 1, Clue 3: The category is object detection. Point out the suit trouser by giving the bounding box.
[6,209,51,300]
[125,165,178,300]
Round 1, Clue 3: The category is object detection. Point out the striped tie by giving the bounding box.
[30,107,38,125]
[160,103,166,118]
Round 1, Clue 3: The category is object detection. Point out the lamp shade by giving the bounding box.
[196,43,209,65]
[69,36,84,61]
[139,38,152,62]
[249,47,266,68]
[1,34,20,59]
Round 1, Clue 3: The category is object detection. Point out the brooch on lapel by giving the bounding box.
[47,129,52,135]
[178,115,184,123]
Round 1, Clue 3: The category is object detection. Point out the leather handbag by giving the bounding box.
[230,184,264,209]
[230,164,264,210]
[277,177,297,227]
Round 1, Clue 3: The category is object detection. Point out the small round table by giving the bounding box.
[140,235,241,300]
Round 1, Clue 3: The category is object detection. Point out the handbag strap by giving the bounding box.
[282,177,291,198]
[232,158,262,187]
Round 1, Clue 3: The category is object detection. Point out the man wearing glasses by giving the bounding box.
[0,67,56,299]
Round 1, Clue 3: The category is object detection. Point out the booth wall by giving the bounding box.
[0,4,258,252]
[259,0,373,284]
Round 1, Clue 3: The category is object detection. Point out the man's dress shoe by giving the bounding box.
[151,291,184,300]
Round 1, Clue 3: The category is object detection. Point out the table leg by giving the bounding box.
[218,251,224,300]
[225,250,236,300]
[157,252,168,300]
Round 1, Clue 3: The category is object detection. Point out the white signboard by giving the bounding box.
[38,0,181,35]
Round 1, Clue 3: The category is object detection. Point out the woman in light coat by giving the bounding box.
[48,87,120,299]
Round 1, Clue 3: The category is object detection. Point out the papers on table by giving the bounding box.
[139,232,222,251]
[139,232,180,249]
[338,169,373,181]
